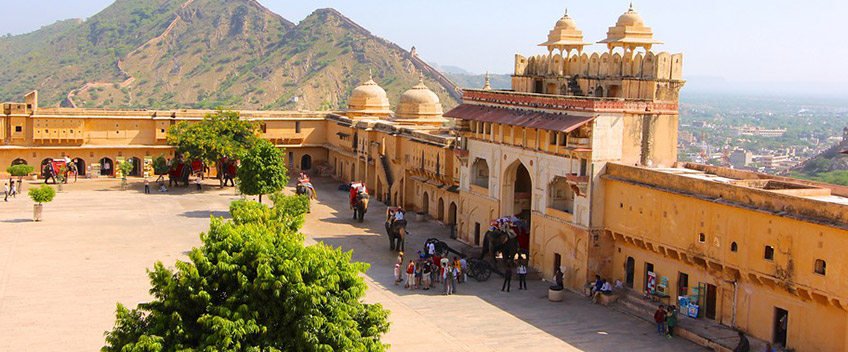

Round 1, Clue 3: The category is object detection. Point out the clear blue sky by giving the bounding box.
[2,0,846,96]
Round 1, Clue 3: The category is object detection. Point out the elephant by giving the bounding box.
[353,193,369,222]
[480,229,520,266]
[384,216,407,252]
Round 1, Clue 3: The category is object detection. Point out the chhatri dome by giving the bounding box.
[346,70,393,118]
[538,9,591,54]
[598,3,662,51]
[393,73,447,126]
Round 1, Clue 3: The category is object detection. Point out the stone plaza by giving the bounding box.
[0,178,705,351]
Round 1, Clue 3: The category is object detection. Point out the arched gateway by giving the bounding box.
[501,160,533,253]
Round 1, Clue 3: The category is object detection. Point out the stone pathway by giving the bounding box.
[0,177,707,351]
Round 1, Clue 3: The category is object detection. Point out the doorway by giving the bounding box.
[72,158,86,176]
[128,157,142,177]
[474,222,481,246]
[625,257,635,288]
[99,157,113,176]
[553,253,562,274]
[706,284,718,320]
[301,154,312,171]
[678,272,689,297]
[422,192,429,215]
[437,198,445,221]
[773,308,788,347]
[644,262,654,291]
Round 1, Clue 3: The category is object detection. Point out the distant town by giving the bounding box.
[678,92,848,178]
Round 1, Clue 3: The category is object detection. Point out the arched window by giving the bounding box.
[731,242,738,252]
[301,154,312,171]
[548,176,574,214]
[471,158,489,188]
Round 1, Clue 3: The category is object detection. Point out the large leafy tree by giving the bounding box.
[103,194,390,351]
[167,109,258,186]
[237,139,288,203]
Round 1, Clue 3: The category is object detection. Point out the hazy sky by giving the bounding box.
[2,0,846,95]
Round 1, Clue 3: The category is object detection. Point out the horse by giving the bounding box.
[353,193,369,222]
[384,215,407,252]
[480,229,520,266]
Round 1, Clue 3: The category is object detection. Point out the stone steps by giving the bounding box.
[610,290,782,352]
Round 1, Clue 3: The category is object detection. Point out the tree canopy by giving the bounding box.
[166,109,258,164]
[237,139,289,203]
[7,164,35,177]
[152,155,170,176]
[103,193,390,351]
[28,185,56,204]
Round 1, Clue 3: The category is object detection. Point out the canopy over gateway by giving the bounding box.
[444,104,595,133]
[598,3,663,51]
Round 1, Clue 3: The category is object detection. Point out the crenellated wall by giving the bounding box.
[515,50,683,81]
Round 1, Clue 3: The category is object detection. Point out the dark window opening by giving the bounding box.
[699,233,706,243]
[815,259,826,275]
[764,245,775,261]
[731,242,738,252]
[295,121,301,133]
[15,126,22,132]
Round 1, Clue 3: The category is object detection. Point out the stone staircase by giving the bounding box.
[611,289,782,352]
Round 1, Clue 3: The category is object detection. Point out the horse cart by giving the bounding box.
[423,238,497,282]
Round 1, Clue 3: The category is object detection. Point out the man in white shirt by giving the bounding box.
[427,241,435,258]
[3,183,8,202]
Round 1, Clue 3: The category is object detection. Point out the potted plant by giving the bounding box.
[117,160,134,190]
[28,184,56,221]
[56,165,68,192]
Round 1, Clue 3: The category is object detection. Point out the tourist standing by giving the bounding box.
[195,177,201,190]
[517,262,528,290]
[666,305,677,338]
[405,260,415,289]
[654,305,667,336]
[393,262,401,285]
[9,180,16,198]
[450,263,458,294]
[144,178,150,194]
[422,261,431,290]
[502,263,513,292]
[442,264,451,295]
[3,182,8,202]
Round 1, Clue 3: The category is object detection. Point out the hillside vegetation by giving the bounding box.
[0,0,458,111]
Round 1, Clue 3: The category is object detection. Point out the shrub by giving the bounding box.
[28,185,56,204]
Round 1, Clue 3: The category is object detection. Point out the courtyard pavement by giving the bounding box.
[0,177,706,351]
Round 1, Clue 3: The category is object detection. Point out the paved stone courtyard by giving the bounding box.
[0,178,706,351]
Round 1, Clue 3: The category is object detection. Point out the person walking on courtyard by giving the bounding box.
[393,262,401,285]
[654,305,667,336]
[9,180,16,198]
[3,182,8,202]
[195,177,201,190]
[666,305,677,338]
[733,331,750,352]
[517,262,528,290]
[502,262,513,292]
[144,178,150,194]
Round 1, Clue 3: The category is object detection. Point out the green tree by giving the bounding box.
[237,139,288,203]
[152,154,170,177]
[103,194,389,351]
[7,164,35,187]
[167,109,258,187]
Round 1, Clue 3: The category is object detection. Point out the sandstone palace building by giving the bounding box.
[2,6,846,351]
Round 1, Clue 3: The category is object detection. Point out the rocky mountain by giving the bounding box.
[0,0,460,111]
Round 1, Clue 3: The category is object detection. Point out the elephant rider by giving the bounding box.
[349,182,362,209]
[498,218,517,239]
[387,206,406,231]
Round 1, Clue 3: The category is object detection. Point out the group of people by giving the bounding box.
[501,260,529,292]
[488,216,523,238]
[393,243,467,295]
[3,179,21,201]
[653,304,679,338]
[587,275,615,303]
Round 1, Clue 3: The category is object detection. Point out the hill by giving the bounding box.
[0,0,460,111]
[787,139,848,186]
[444,72,512,90]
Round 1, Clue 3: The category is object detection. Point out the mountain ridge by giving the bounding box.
[0,0,460,111]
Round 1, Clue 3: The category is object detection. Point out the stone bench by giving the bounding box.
[598,293,620,306]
